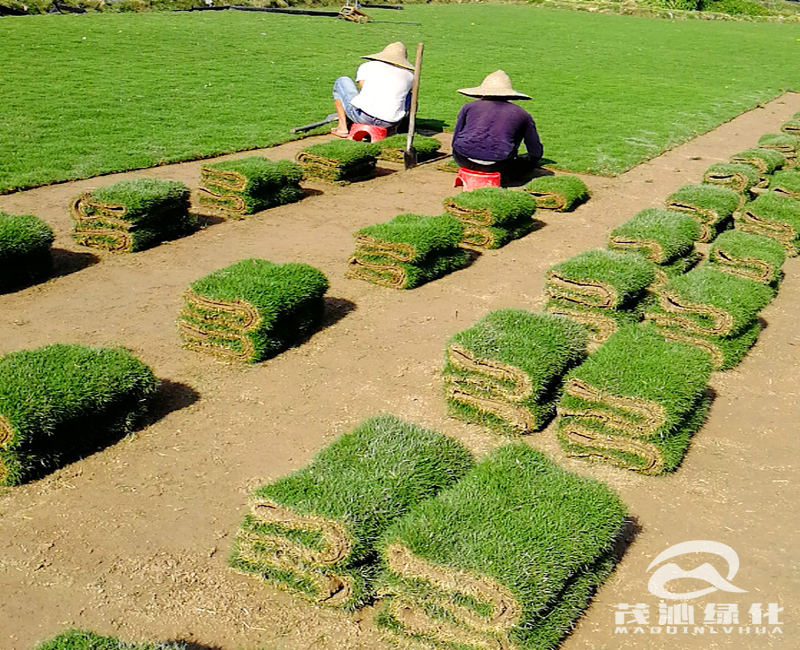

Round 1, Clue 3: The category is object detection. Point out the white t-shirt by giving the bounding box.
[351,60,414,124]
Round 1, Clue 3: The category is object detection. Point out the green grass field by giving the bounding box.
[1,6,799,192]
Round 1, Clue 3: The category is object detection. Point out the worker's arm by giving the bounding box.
[522,116,544,162]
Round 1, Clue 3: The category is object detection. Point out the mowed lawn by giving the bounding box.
[1,6,798,192]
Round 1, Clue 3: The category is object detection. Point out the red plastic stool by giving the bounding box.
[348,123,392,143]
[454,167,502,191]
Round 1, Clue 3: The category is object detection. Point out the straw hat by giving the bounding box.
[457,70,531,100]
[362,42,414,71]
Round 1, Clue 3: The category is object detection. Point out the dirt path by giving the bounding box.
[1,93,799,650]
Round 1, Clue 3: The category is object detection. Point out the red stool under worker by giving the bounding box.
[454,167,502,191]
[348,123,392,143]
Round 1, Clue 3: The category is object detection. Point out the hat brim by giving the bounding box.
[457,88,531,100]
[361,54,415,71]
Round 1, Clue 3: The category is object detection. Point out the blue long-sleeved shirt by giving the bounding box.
[451,99,544,162]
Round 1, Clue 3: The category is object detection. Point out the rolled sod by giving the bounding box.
[522,175,590,211]
[653,318,763,371]
[0,211,54,293]
[347,214,469,289]
[545,249,656,309]
[376,134,442,163]
[198,157,305,218]
[70,178,195,253]
[781,119,800,136]
[768,169,800,199]
[0,344,158,486]
[729,147,785,175]
[34,630,189,650]
[708,230,785,287]
[229,414,474,609]
[737,191,800,255]
[443,187,537,227]
[444,310,588,435]
[296,139,380,184]
[665,183,741,242]
[460,217,538,250]
[545,297,646,347]
[608,209,701,263]
[376,444,627,650]
[703,162,762,194]
[758,133,798,169]
[557,325,712,474]
[178,259,329,363]
[648,250,703,293]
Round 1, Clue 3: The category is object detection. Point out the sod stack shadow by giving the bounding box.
[376,134,441,163]
[768,169,800,200]
[0,344,157,486]
[376,444,627,650]
[198,157,305,219]
[729,147,786,176]
[229,414,474,609]
[296,139,380,184]
[0,211,54,293]
[178,259,329,363]
[443,187,539,249]
[557,325,713,474]
[608,209,702,290]
[702,162,762,203]
[758,133,798,169]
[443,310,588,435]
[665,184,741,242]
[737,191,800,256]
[544,249,655,347]
[346,213,470,289]
[522,175,590,212]
[70,178,195,253]
[34,630,190,650]
[708,230,785,288]
[644,266,774,370]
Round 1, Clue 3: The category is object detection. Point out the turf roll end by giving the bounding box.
[608,208,701,263]
[702,162,761,195]
[664,184,741,242]
[0,211,55,293]
[737,191,800,256]
[522,175,590,211]
[729,147,785,175]
[297,139,380,184]
[708,230,786,286]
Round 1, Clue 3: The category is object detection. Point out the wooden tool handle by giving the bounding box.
[406,43,424,154]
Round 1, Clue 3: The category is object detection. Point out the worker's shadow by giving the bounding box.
[503,158,557,188]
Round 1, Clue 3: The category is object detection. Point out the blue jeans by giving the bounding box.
[332,76,394,127]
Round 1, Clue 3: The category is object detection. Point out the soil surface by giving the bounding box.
[1,93,799,650]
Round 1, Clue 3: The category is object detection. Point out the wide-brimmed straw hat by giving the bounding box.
[362,41,415,71]
[457,70,531,100]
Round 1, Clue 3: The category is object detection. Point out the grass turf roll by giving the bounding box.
[664,184,741,242]
[737,191,800,255]
[556,325,712,474]
[34,630,189,650]
[376,444,627,650]
[460,216,538,250]
[651,318,762,371]
[758,133,798,169]
[347,214,469,289]
[296,139,380,184]
[0,344,157,486]
[178,259,329,363]
[545,297,646,347]
[0,211,54,293]
[70,178,195,253]
[729,147,785,175]
[444,310,588,435]
[376,134,442,163]
[768,169,800,199]
[708,230,785,287]
[780,118,800,136]
[608,209,701,263]
[545,249,655,309]
[522,175,590,211]
[229,414,474,609]
[702,162,762,194]
[443,187,537,227]
[198,157,305,218]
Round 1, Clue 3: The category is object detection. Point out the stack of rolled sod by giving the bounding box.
[346,214,469,289]
[70,179,195,253]
[376,444,627,650]
[665,184,741,242]
[781,112,800,136]
[557,325,713,475]
[729,147,785,177]
[228,415,474,609]
[178,259,329,363]
[544,249,655,347]
[607,209,701,290]
[0,211,54,293]
[522,175,589,212]
[708,230,785,289]
[443,310,588,435]
[443,187,538,249]
[758,134,798,169]
[0,344,157,486]
[767,169,800,200]
[644,266,774,370]
[198,157,305,218]
[296,140,380,184]
[376,134,441,163]
[737,191,800,256]
[702,162,762,202]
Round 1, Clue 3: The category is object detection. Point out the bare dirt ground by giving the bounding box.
[1,93,799,650]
